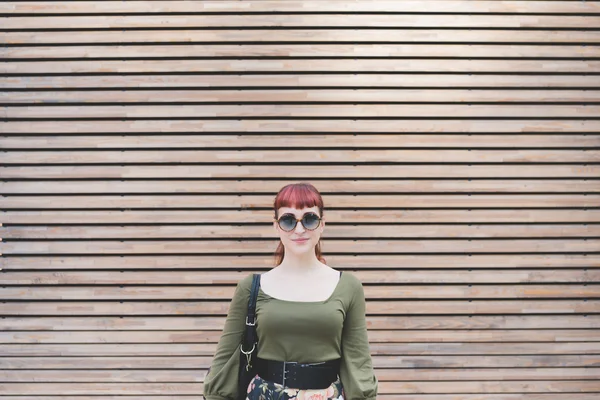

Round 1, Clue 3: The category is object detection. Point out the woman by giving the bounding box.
[203,182,378,400]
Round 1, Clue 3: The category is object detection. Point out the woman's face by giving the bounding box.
[273,206,325,256]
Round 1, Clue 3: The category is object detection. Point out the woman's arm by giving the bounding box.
[203,274,252,400]
[339,274,378,400]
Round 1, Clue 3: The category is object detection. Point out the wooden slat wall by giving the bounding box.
[1,1,599,399]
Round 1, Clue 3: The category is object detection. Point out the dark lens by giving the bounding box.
[302,213,320,230]
[279,214,297,231]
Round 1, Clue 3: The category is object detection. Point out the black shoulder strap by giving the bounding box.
[242,274,261,351]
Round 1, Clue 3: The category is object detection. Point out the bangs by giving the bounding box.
[274,183,323,216]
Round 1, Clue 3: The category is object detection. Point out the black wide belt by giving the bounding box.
[255,357,341,390]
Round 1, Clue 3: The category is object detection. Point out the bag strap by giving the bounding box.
[242,274,261,354]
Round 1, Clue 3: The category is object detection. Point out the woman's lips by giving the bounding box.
[292,238,308,243]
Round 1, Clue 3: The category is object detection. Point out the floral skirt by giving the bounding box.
[246,373,344,400]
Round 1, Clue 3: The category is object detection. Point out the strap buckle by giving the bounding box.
[282,361,297,388]
[245,316,256,326]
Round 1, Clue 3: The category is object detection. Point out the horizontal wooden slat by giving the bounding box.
[1,354,596,368]
[3,270,597,285]
[3,150,599,164]
[0,396,593,400]
[4,210,599,225]
[1,300,598,315]
[1,367,598,382]
[6,105,600,119]
[3,239,599,254]
[3,195,599,209]
[3,15,600,30]
[2,315,598,330]
[2,285,598,300]
[6,90,600,103]
[0,380,596,395]
[2,180,598,194]
[3,74,600,89]
[4,59,600,74]
[5,30,600,45]
[3,254,598,271]
[3,165,599,179]
[4,121,600,134]
[4,44,600,58]
[4,224,599,239]
[3,1,599,14]
[3,328,599,343]
[0,342,597,355]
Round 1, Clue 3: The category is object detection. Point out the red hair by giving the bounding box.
[273,182,326,266]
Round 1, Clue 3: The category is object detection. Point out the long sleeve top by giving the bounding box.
[203,270,378,400]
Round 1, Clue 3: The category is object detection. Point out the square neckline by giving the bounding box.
[259,270,343,304]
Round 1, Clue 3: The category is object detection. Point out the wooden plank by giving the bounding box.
[5,44,600,59]
[3,1,599,14]
[3,134,600,147]
[3,239,599,255]
[4,150,599,164]
[5,29,600,45]
[2,329,599,344]
[2,270,597,285]
[2,315,598,331]
[4,59,599,74]
[2,15,599,30]
[4,224,599,240]
[1,367,598,381]
[3,254,599,271]
[6,89,600,103]
[3,210,599,225]
[4,120,600,134]
[6,104,600,119]
[3,74,600,89]
[0,342,597,355]
[2,285,597,301]
[2,180,599,194]
[3,194,599,209]
[3,165,599,179]
[1,354,596,369]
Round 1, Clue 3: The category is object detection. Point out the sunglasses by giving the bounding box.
[274,212,322,232]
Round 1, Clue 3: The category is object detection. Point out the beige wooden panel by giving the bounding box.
[4,120,600,134]
[0,380,596,395]
[1,342,598,356]
[5,30,600,45]
[3,1,599,14]
[2,315,598,330]
[3,194,599,209]
[1,354,596,368]
[4,210,599,225]
[3,239,599,255]
[4,150,599,164]
[3,254,598,271]
[3,270,597,285]
[5,44,599,58]
[1,300,597,316]
[3,328,599,343]
[3,165,599,179]
[4,134,600,147]
[4,224,599,240]
[3,74,600,89]
[6,89,600,103]
[1,367,598,381]
[7,104,600,118]
[2,180,598,194]
[3,15,599,29]
[2,285,597,301]
[4,59,599,74]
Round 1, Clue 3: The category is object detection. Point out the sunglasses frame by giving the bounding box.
[274,212,322,232]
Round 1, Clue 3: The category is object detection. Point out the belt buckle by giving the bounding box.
[282,361,297,388]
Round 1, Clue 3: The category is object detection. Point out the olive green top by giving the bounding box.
[203,271,378,400]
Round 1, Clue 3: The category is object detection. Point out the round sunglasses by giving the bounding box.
[274,212,322,232]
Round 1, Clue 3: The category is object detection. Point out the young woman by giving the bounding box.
[203,182,378,400]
